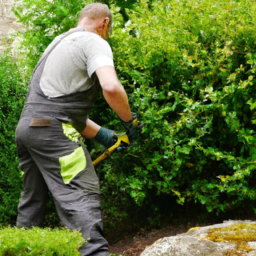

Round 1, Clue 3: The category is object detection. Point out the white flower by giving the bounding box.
[125,20,131,27]
[44,28,55,36]
[22,9,27,15]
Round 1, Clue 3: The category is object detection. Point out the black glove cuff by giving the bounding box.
[121,113,138,130]
[93,127,117,149]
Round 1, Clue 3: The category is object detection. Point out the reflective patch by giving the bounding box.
[62,123,80,143]
[59,147,86,184]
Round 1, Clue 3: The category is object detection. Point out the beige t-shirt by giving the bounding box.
[40,30,114,98]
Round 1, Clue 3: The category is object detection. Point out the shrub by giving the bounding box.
[0,54,26,224]
[98,0,256,214]
[0,227,84,255]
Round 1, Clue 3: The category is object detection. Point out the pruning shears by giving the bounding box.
[93,132,130,167]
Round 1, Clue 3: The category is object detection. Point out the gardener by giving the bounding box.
[15,3,141,256]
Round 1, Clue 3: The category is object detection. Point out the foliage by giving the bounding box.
[98,0,256,215]
[3,0,256,227]
[0,54,26,224]
[0,226,84,255]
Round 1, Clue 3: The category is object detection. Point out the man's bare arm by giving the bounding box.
[81,118,116,149]
[96,66,132,122]
[81,119,101,139]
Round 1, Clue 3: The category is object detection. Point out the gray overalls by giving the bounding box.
[15,28,109,256]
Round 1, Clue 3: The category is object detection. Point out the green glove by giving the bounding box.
[93,127,117,149]
[121,113,143,143]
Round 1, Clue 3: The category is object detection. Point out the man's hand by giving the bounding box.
[81,119,116,148]
[93,127,117,149]
[121,113,144,143]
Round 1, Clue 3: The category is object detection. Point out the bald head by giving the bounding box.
[78,3,113,32]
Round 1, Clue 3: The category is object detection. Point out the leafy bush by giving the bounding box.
[0,54,26,224]
[0,227,84,255]
[98,0,256,215]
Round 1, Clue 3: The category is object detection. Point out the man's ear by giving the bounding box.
[103,17,109,26]
[98,18,109,31]
[99,18,109,31]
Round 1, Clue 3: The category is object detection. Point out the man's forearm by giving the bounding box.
[81,119,101,139]
[96,66,133,122]
[103,83,132,122]
[81,119,117,149]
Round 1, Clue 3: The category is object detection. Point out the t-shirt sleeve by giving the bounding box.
[84,35,114,77]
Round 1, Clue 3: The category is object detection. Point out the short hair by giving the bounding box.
[79,3,113,30]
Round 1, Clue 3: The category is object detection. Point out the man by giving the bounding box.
[15,3,141,256]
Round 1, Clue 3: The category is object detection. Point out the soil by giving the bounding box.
[107,224,191,256]
[106,220,215,256]
[105,204,256,256]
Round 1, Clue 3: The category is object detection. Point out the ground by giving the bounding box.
[106,206,256,256]
[107,222,204,256]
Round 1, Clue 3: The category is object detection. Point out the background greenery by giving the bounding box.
[0,55,25,224]
[1,0,256,231]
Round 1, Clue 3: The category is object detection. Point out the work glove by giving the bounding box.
[93,127,117,149]
[120,113,144,143]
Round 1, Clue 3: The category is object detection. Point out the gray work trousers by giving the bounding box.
[15,110,109,256]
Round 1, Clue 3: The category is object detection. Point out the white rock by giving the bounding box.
[141,220,256,256]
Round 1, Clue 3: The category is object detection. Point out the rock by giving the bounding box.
[0,0,23,53]
[140,220,256,256]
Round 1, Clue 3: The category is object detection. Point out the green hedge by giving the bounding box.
[0,227,84,255]
[102,0,256,213]
[0,54,25,224]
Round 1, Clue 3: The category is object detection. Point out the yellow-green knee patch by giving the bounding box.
[59,147,86,184]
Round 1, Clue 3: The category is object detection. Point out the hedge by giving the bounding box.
[0,54,25,223]
[0,227,84,255]
[99,0,256,214]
